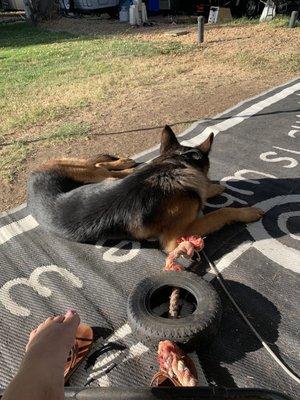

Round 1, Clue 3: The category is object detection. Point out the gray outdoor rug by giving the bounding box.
[0,77,299,398]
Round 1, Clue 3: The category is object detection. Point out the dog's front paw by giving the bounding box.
[207,183,225,199]
[237,207,264,223]
[214,184,225,196]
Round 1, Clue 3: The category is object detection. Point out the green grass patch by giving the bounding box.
[0,23,195,138]
[278,53,300,73]
[236,51,269,69]
[0,22,74,48]
[228,16,300,28]
[0,142,29,181]
[46,122,91,143]
[268,15,298,28]
[234,50,299,72]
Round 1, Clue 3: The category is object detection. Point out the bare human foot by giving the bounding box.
[2,310,80,400]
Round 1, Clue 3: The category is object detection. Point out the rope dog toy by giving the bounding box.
[152,235,204,387]
[156,340,198,387]
[163,236,204,317]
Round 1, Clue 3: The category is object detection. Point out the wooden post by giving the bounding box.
[23,0,36,23]
[289,11,298,28]
[197,16,204,44]
[23,0,59,23]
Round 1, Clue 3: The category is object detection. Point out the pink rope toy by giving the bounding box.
[163,236,204,273]
[153,236,203,387]
[157,340,198,386]
[163,236,204,318]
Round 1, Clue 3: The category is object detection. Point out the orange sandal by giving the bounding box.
[64,323,94,383]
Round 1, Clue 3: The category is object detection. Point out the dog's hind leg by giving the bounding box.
[89,154,138,171]
[37,157,136,184]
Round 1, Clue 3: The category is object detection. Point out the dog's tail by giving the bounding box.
[27,169,81,227]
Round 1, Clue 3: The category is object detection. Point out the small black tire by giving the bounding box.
[127,271,222,349]
[245,0,264,18]
[107,6,119,19]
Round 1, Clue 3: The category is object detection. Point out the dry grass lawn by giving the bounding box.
[0,16,299,211]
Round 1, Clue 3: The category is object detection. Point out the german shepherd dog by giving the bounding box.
[27,126,264,252]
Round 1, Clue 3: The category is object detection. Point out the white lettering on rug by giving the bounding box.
[277,211,300,242]
[96,241,141,263]
[247,195,300,273]
[0,265,83,316]
[260,145,299,168]
[206,170,277,208]
[273,146,300,155]
[221,169,277,195]
[288,130,299,138]
[259,152,298,168]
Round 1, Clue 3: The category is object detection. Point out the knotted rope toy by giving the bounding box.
[153,235,204,387]
[156,340,198,386]
[163,236,204,318]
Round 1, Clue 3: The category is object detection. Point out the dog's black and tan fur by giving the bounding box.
[27,126,263,251]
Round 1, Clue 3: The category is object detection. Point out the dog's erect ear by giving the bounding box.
[160,125,179,154]
[197,133,214,154]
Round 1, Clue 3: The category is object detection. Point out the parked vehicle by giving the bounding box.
[1,0,25,11]
[147,0,300,18]
[2,0,299,18]
[230,0,300,18]
[0,0,119,15]
[60,0,119,15]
